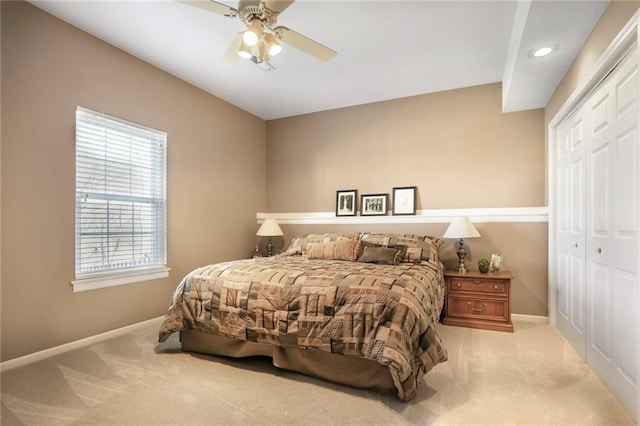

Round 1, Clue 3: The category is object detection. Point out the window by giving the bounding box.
[72,107,169,292]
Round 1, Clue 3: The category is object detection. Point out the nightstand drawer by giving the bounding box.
[447,278,508,295]
[446,295,509,323]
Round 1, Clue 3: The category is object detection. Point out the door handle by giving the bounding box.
[597,247,602,254]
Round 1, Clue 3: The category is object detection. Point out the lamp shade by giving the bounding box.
[443,216,481,239]
[256,219,283,237]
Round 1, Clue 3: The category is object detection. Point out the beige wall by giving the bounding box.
[1,1,266,361]
[266,84,549,316]
[267,83,545,211]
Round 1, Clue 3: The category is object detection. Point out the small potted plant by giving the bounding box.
[478,257,491,273]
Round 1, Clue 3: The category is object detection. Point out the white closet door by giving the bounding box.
[556,108,587,357]
[585,46,638,418]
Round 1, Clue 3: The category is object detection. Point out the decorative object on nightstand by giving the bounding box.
[443,216,480,273]
[443,270,514,332]
[490,253,503,271]
[256,218,283,257]
[477,257,491,273]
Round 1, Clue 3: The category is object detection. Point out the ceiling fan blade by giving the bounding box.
[218,33,242,66]
[274,26,336,61]
[261,0,295,15]
[179,0,238,18]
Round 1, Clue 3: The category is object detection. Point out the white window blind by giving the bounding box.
[74,107,167,289]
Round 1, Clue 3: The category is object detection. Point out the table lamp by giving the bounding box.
[256,218,283,257]
[443,216,481,273]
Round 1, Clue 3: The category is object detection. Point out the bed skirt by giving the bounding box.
[180,329,396,393]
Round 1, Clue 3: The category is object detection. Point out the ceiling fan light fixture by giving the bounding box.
[182,0,337,67]
[256,39,270,63]
[238,39,252,59]
[263,33,282,56]
[243,19,263,47]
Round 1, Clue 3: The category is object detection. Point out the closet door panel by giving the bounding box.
[558,252,570,318]
[589,142,613,268]
[615,270,636,385]
[616,63,638,118]
[589,262,612,361]
[616,127,638,271]
[571,256,585,333]
[556,115,587,355]
[586,47,638,419]
[592,93,611,135]
[590,143,611,237]
[612,65,638,401]
[571,159,585,235]
[586,77,614,376]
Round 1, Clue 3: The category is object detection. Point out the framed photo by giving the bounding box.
[392,186,417,215]
[336,189,357,216]
[361,193,388,216]
[490,253,503,271]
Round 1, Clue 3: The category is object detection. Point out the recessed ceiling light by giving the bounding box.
[529,45,556,58]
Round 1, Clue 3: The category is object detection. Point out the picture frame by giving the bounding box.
[392,186,417,215]
[490,253,503,271]
[336,189,357,216]
[360,193,388,216]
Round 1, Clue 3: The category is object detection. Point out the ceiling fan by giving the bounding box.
[181,0,337,68]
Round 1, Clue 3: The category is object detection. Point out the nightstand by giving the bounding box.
[443,270,514,332]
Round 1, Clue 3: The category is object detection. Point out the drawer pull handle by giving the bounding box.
[472,280,482,285]
[456,282,461,287]
[494,285,498,290]
[467,302,487,313]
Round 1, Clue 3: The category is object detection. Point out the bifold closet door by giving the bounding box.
[556,108,587,358]
[585,46,638,418]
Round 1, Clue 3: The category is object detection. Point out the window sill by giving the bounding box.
[71,266,171,292]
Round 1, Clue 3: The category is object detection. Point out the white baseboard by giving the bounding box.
[511,313,549,323]
[0,316,164,373]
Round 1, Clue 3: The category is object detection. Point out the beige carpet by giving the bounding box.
[1,319,635,425]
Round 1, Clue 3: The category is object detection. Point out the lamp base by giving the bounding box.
[266,238,274,257]
[456,238,467,273]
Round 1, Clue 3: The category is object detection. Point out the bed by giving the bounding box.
[158,232,448,401]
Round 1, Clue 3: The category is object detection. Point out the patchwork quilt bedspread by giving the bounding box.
[158,256,448,401]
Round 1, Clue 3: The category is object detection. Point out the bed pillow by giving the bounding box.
[358,234,391,247]
[306,240,360,261]
[284,232,361,255]
[359,233,443,264]
[397,234,443,265]
[401,247,423,264]
[356,246,402,265]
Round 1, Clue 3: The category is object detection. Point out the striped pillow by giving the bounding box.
[359,233,443,264]
[306,240,360,261]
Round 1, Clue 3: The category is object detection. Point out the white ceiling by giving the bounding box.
[29,0,609,120]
